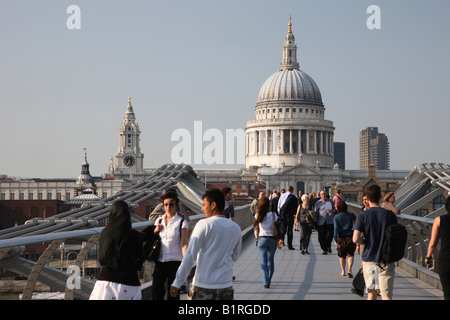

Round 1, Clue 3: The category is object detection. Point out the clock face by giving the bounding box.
[123,155,135,167]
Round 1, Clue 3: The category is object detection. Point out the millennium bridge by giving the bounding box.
[0,163,447,300]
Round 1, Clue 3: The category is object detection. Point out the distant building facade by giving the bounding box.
[334,142,345,170]
[0,153,135,228]
[359,127,390,170]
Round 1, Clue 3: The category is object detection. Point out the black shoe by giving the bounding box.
[322,251,328,255]
[301,249,305,255]
[264,285,270,289]
[179,285,187,294]
[288,247,295,250]
[328,247,332,254]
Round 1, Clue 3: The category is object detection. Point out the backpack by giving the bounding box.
[379,212,407,266]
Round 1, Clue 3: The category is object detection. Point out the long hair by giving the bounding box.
[253,196,270,228]
[99,200,132,265]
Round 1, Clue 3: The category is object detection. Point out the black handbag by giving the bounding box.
[142,218,162,262]
[142,217,185,262]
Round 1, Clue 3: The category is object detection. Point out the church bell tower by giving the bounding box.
[112,97,144,178]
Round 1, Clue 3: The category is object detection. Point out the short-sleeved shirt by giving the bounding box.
[314,199,335,225]
[255,211,279,237]
[334,211,354,241]
[353,206,397,262]
[158,214,189,262]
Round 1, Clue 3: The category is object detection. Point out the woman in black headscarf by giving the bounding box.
[89,200,144,300]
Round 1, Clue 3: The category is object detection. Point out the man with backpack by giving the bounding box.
[352,184,400,300]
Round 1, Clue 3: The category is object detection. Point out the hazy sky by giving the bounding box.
[1,0,449,178]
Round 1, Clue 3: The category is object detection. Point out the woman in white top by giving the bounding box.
[254,196,279,288]
[152,190,189,300]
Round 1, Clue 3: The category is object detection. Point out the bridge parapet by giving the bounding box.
[0,162,447,298]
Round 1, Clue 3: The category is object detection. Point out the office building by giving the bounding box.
[359,127,390,170]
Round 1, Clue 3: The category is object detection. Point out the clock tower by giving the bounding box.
[112,97,144,178]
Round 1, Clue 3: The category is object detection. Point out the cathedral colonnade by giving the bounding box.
[246,127,334,157]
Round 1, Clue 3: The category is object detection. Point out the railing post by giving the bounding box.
[22,240,64,300]
[64,234,100,300]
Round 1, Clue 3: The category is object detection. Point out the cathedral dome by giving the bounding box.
[256,16,323,107]
[246,17,335,171]
[257,68,323,106]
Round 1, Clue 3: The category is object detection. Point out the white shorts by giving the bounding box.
[89,280,142,300]
[362,261,395,298]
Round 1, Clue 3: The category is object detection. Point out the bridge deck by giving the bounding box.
[228,228,443,300]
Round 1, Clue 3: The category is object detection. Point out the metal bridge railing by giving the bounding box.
[0,203,253,300]
[397,214,439,271]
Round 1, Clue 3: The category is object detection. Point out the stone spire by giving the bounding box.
[124,96,136,121]
[280,15,300,70]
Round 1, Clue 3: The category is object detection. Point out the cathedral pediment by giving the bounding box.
[280,163,320,176]
[259,163,320,177]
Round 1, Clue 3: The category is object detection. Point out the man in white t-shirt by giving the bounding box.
[170,189,242,300]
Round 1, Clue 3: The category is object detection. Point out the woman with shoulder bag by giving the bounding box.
[152,190,189,300]
[254,196,279,289]
[296,194,314,255]
[333,201,356,278]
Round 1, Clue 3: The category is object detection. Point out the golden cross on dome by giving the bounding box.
[288,15,292,33]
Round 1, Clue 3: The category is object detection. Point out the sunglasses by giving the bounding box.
[164,202,176,207]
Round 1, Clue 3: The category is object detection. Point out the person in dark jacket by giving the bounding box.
[270,191,281,214]
[279,186,298,250]
[90,200,144,300]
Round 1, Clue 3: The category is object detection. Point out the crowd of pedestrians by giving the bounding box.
[90,184,448,301]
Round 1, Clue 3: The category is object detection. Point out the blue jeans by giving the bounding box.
[257,237,278,286]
